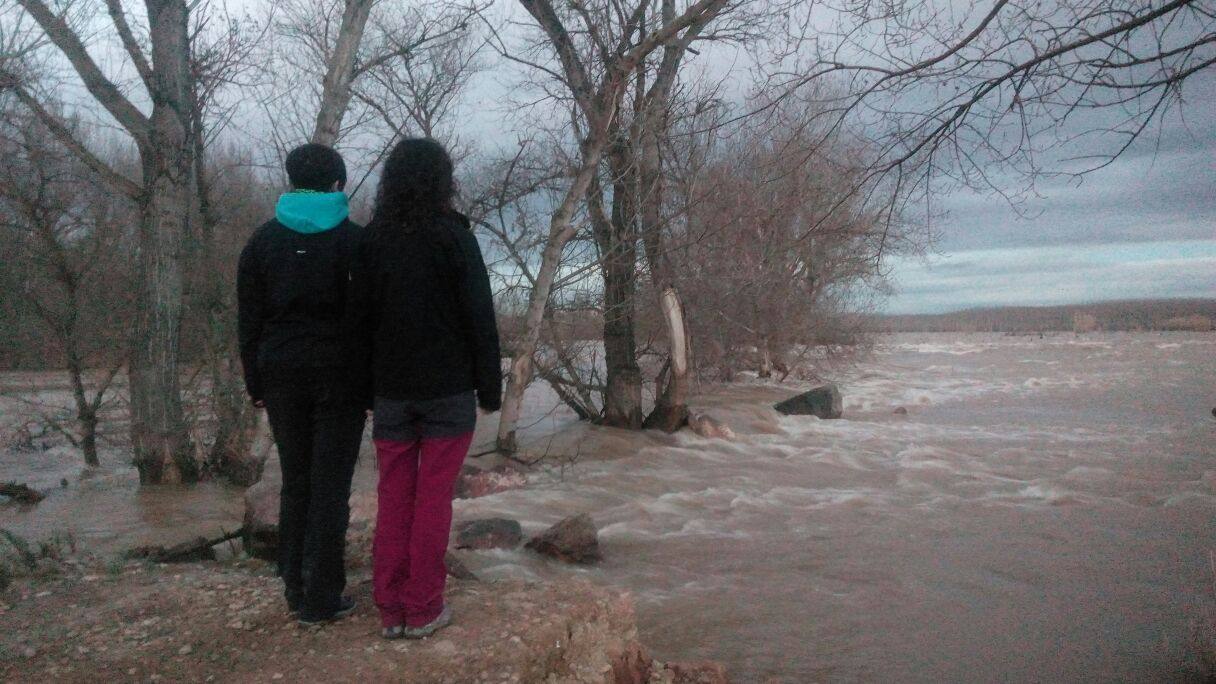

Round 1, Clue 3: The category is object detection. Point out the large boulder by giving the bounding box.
[526,513,602,564]
[773,384,843,419]
[454,464,527,499]
[242,476,280,561]
[456,518,523,550]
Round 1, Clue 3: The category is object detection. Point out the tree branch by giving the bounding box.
[16,0,151,146]
[104,0,154,90]
[2,80,143,198]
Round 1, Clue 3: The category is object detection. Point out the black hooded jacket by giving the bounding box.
[236,218,364,402]
[349,211,502,411]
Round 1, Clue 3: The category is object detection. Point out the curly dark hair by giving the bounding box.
[371,138,455,229]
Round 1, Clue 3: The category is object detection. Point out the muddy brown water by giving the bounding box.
[3,333,1214,682]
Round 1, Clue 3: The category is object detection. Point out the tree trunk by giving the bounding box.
[758,335,773,379]
[496,148,606,452]
[601,255,643,430]
[129,0,196,484]
[311,0,374,146]
[207,356,268,486]
[590,150,642,430]
[643,287,690,431]
[66,359,100,468]
[636,105,690,432]
[191,80,265,487]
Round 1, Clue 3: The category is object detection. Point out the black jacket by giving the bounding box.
[349,211,502,411]
[237,218,364,402]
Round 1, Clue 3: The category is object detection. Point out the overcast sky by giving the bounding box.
[882,73,1216,314]
[28,0,1211,316]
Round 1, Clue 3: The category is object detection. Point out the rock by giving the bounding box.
[454,464,527,499]
[243,476,280,561]
[893,406,908,415]
[525,513,602,564]
[455,518,523,550]
[444,552,479,581]
[687,414,735,440]
[773,384,843,419]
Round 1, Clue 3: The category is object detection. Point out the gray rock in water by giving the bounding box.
[774,384,843,419]
[454,464,528,499]
[456,518,523,550]
[526,513,602,564]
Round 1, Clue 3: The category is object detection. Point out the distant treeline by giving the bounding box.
[874,299,1216,333]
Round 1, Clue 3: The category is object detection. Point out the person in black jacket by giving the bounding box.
[349,137,501,640]
[236,143,366,625]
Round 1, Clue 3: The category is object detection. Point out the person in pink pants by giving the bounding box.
[348,138,502,639]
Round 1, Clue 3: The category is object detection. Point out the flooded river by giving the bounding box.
[459,332,1216,682]
[3,333,1214,681]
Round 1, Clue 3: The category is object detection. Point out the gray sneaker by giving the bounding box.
[402,605,452,639]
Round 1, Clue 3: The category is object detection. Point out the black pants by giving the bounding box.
[263,371,366,618]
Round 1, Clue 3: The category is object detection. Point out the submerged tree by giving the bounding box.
[2,0,201,483]
[0,113,135,467]
[483,0,742,452]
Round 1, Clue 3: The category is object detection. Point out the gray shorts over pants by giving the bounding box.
[371,392,476,442]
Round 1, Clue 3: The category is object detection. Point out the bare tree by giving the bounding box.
[668,100,896,381]
[483,0,735,452]
[187,1,274,485]
[269,0,479,152]
[1,0,203,483]
[0,111,135,467]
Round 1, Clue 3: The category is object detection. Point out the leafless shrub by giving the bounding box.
[0,111,135,466]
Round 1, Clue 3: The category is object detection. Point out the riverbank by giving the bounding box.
[0,548,728,683]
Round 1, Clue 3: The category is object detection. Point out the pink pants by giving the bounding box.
[372,433,472,628]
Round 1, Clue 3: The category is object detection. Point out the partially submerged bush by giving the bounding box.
[0,527,80,583]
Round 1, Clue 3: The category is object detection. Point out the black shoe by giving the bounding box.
[297,596,356,625]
